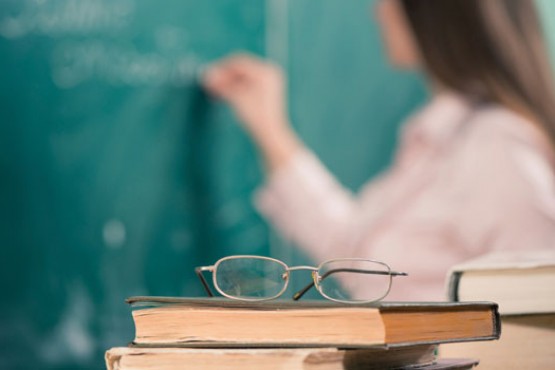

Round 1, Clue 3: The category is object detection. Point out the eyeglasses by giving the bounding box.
[195,255,408,304]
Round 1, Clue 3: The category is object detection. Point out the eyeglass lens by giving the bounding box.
[215,257,287,300]
[318,259,392,302]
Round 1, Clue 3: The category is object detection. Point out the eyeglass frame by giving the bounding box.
[195,255,408,304]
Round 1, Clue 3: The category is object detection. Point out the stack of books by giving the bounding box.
[442,249,555,369]
[105,297,501,369]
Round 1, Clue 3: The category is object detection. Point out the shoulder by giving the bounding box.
[456,104,555,217]
[462,104,552,155]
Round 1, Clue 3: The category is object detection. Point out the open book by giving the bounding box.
[127,297,500,348]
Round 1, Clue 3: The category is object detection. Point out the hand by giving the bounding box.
[203,53,288,141]
[203,53,302,170]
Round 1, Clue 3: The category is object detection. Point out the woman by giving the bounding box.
[202,0,555,301]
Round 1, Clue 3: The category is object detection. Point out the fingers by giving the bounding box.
[224,53,268,75]
[202,64,240,100]
[202,53,274,101]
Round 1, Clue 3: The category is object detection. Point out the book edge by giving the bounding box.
[126,296,497,310]
[447,250,555,273]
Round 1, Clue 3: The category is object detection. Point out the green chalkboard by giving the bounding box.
[0,0,268,368]
[539,0,555,63]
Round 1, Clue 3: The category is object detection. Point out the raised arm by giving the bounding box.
[203,53,302,172]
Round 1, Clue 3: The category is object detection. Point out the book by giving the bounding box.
[126,297,500,348]
[441,313,555,369]
[446,249,555,315]
[106,345,441,370]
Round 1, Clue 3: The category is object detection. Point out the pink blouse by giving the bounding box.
[255,92,555,301]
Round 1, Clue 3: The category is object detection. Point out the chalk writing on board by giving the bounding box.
[0,0,203,88]
[51,40,201,88]
[0,0,134,38]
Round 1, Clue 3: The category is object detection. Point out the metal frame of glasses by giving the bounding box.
[195,255,408,304]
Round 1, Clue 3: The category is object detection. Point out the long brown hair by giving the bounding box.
[400,0,555,150]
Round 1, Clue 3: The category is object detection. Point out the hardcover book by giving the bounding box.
[126,297,500,348]
[106,345,442,370]
[446,249,555,315]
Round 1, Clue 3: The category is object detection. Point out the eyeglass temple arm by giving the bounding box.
[195,267,215,297]
[292,268,408,301]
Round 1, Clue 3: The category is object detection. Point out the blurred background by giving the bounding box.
[0,0,554,368]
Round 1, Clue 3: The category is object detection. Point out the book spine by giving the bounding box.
[447,271,464,302]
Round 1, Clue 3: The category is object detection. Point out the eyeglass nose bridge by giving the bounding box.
[287,265,318,272]
[281,266,318,281]
[286,266,323,290]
